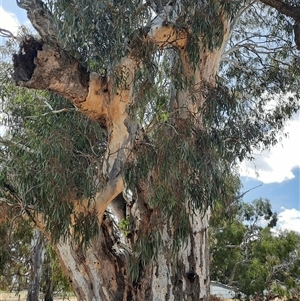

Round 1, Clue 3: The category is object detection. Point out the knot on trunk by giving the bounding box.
[186,271,197,283]
[13,35,43,82]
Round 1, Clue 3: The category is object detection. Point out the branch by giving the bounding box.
[259,0,300,49]
[259,0,300,20]
[148,23,187,50]
[230,0,258,31]
[0,136,34,153]
[25,107,77,119]
[238,184,263,199]
[0,28,18,40]
[16,0,58,45]
[12,36,91,115]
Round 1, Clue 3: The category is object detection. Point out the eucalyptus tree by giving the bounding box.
[0,212,32,292]
[210,199,300,300]
[0,0,300,300]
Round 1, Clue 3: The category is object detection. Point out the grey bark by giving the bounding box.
[27,229,45,301]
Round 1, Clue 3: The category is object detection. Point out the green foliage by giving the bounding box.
[0,61,106,244]
[220,2,300,105]
[41,245,73,295]
[1,0,300,289]
[0,216,72,296]
[119,216,131,236]
[210,198,300,299]
[0,218,33,291]
[47,0,153,72]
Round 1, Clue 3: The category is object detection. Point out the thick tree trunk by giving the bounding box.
[13,41,220,300]
[55,202,210,301]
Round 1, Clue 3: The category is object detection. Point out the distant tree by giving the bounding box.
[26,229,45,301]
[0,205,32,292]
[210,198,300,300]
[1,0,300,300]
[0,213,72,300]
[41,245,73,301]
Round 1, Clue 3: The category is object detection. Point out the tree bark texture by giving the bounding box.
[11,1,233,300]
[55,204,211,301]
[13,36,221,301]
[27,229,45,301]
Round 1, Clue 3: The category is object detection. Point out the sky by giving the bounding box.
[1,1,299,233]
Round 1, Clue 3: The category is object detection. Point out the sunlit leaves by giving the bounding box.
[210,199,300,299]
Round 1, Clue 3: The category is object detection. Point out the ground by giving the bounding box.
[0,291,77,301]
[0,291,284,301]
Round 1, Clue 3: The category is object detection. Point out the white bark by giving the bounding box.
[54,204,211,301]
[151,208,211,301]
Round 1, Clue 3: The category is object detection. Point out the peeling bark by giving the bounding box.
[54,197,210,301]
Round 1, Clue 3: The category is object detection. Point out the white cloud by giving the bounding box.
[276,208,300,233]
[0,7,20,35]
[240,110,300,183]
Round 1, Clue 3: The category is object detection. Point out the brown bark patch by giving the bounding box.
[151,25,187,49]
[13,37,89,106]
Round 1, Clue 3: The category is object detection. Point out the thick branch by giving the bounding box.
[16,0,58,45]
[13,36,92,115]
[259,0,300,20]
[148,24,187,50]
[259,0,300,49]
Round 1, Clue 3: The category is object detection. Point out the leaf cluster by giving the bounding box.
[47,0,153,72]
[0,62,106,243]
[210,198,300,299]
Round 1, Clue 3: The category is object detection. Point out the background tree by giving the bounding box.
[0,211,32,292]
[0,0,300,300]
[210,198,300,300]
[0,206,71,300]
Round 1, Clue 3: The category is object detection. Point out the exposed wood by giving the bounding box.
[11,1,295,300]
[13,39,90,111]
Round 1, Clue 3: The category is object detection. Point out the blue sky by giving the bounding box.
[242,167,300,212]
[1,1,299,232]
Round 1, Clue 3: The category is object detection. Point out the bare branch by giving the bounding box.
[0,28,18,40]
[230,0,258,31]
[25,107,77,119]
[259,0,300,49]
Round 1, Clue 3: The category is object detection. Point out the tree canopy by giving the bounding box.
[210,198,300,299]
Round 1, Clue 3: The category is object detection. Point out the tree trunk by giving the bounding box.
[55,201,210,301]
[12,3,231,300]
[27,229,45,301]
[43,251,54,301]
